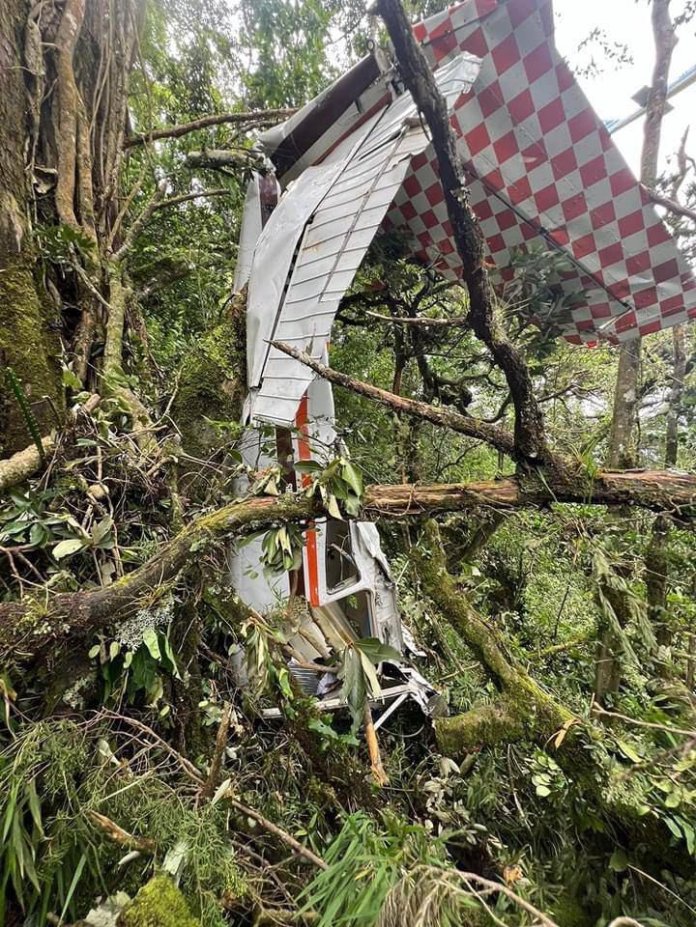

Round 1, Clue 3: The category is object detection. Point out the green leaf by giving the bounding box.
[535,784,551,797]
[91,516,113,547]
[341,461,363,497]
[617,740,642,764]
[88,644,100,659]
[358,650,381,698]
[52,538,86,560]
[142,627,161,661]
[326,494,343,520]
[295,460,323,473]
[26,780,43,836]
[609,848,628,872]
[62,367,83,390]
[340,646,366,733]
[680,818,696,855]
[59,852,87,923]
[160,633,180,678]
[355,637,402,664]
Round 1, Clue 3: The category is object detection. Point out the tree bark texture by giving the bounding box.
[377,0,548,466]
[2,470,695,660]
[0,0,64,455]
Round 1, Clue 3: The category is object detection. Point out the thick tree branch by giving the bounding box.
[377,0,548,464]
[0,437,56,494]
[124,109,296,148]
[2,473,695,658]
[644,186,696,224]
[272,340,518,460]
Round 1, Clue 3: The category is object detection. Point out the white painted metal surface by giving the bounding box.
[248,54,481,428]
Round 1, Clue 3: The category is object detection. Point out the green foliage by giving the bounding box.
[0,720,248,926]
[338,638,402,732]
[35,223,96,266]
[0,721,93,924]
[260,523,304,573]
[88,619,180,708]
[298,811,451,926]
[236,0,339,107]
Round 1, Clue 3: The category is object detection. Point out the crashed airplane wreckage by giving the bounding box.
[230,0,696,721]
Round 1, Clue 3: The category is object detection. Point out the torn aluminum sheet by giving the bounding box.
[232,173,280,293]
[258,0,696,347]
[247,52,481,428]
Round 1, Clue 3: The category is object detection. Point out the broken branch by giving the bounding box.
[644,185,696,224]
[271,340,519,461]
[2,473,695,658]
[124,109,296,148]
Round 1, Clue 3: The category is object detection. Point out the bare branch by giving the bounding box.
[124,109,296,148]
[644,185,696,224]
[271,339,519,460]
[364,310,469,328]
[150,188,233,213]
[112,180,167,262]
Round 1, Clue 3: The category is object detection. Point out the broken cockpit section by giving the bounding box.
[229,373,445,726]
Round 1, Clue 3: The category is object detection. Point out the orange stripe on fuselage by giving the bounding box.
[295,394,320,607]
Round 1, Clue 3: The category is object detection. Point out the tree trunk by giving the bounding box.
[597,0,677,701]
[0,0,64,456]
[2,470,695,661]
[645,323,687,646]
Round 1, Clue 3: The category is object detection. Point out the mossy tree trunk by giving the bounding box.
[0,0,64,455]
[1,0,143,461]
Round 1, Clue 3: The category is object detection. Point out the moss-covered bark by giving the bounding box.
[0,263,64,454]
[172,289,246,462]
[435,700,526,755]
[412,522,577,757]
[0,0,64,456]
[117,875,200,927]
[415,521,688,859]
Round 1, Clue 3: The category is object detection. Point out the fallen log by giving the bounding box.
[1,472,695,659]
[0,436,56,494]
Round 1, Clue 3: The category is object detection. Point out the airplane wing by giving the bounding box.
[258,0,696,348]
[386,0,696,343]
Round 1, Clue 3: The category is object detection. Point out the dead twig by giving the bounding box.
[87,809,156,853]
[124,109,296,148]
[591,705,696,738]
[201,701,232,800]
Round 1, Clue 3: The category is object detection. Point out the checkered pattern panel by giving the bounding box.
[384,0,696,343]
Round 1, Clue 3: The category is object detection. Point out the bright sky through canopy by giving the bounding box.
[554,0,696,175]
